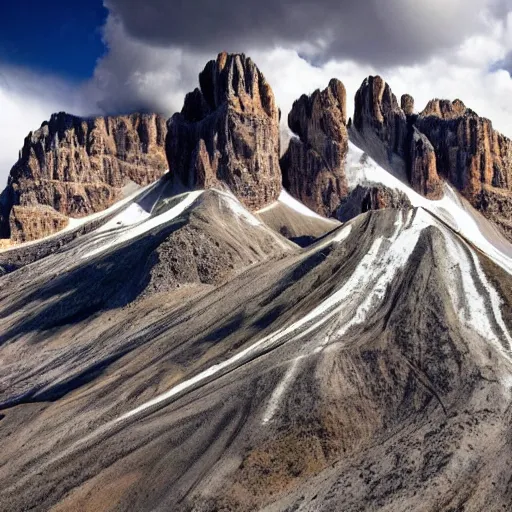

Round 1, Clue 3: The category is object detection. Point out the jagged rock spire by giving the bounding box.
[166,52,282,211]
[281,79,349,217]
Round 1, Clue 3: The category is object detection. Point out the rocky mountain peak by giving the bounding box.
[281,79,349,217]
[351,74,512,240]
[166,52,282,211]
[401,94,415,116]
[0,112,168,241]
[197,52,279,120]
[354,76,402,126]
[415,100,512,239]
[420,98,470,119]
[288,78,347,143]
[353,75,408,159]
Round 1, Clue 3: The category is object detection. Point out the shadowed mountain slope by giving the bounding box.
[1,180,511,511]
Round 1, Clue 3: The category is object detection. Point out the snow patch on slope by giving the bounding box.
[332,224,353,243]
[346,141,512,274]
[112,206,511,424]
[67,180,158,230]
[95,178,171,233]
[257,189,338,223]
[81,191,203,259]
[96,203,151,232]
[262,357,304,424]
[440,224,512,351]
[214,189,262,227]
[212,189,295,252]
[0,180,160,254]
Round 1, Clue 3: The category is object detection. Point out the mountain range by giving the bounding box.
[0,52,511,512]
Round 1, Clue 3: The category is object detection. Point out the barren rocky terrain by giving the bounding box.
[1,153,512,511]
[1,52,512,512]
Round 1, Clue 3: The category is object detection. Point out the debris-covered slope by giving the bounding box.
[2,51,512,512]
[1,180,511,511]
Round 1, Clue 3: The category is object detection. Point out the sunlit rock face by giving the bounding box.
[281,79,349,217]
[0,112,168,240]
[166,52,282,211]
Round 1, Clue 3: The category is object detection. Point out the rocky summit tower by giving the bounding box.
[166,52,282,211]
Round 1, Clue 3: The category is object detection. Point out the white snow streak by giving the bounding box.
[333,210,425,339]
[440,224,512,352]
[345,142,512,275]
[97,202,151,232]
[113,210,422,423]
[213,189,294,251]
[95,179,170,233]
[262,357,303,424]
[279,190,338,222]
[214,189,262,226]
[469,249,512,351]
[113,205,512,424]
[115,320,289,422]
[257,189,339,225]
[332,224,352,243]
[71,180,159,230]
[82,191,203,259]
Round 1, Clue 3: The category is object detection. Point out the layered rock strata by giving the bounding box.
[166,52,282,210]
[280,79,349,217]
[0,112,168,241]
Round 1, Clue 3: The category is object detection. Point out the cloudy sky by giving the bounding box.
[1,0,512,185]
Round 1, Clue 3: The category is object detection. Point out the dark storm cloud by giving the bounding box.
[494,51,512,75]
[490,0,512,17]
[105,0,494,66]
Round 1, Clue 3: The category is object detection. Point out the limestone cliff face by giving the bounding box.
[415,99,512,240]
[352,76,408,160]
[166,52,282,211]
[415,100,512,199]
[420,99,469,120]
[0,112,168,241]
[410,128,443,200]
[9,206,69,243]
[281,79,349,217]
[401,94,415,116]
[351,78,512,241]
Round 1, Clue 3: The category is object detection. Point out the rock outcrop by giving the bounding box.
[420,98,468,120]
[0,112,168,241]
[166,52,282,211]
[415,100,512,198]
[475,187,512,240]
[352,76,409,162]
[409,128,443,199]
[280,79,349,217]
[350,77,445,196]
[351,78,512,240]
[401,94,415,116]
[415,99,512,239]
[336,184,412,222]
[9,206,69,244]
